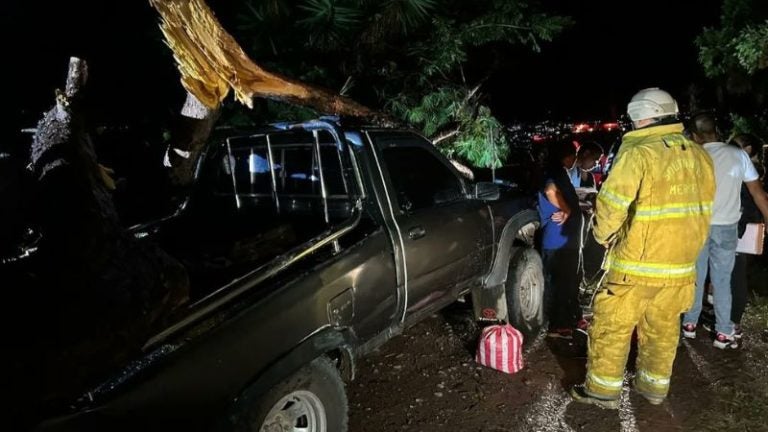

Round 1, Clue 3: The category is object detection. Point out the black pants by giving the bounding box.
[731,253,748,324]
[543,248,581,329]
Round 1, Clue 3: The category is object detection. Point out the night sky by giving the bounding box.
[5,0,723,134]
[487,0,723,122]
[5,1,182,135]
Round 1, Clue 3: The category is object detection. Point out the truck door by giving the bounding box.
[369,132,494,320]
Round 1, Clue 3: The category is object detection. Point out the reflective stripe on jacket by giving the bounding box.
[594,123,715,287]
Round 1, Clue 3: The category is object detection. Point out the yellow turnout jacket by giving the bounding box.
[594,123,715,287]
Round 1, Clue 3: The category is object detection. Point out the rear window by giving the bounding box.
[180,129,359,298]
[218,134,348,198]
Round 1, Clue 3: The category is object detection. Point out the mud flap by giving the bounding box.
[471,283,509,323]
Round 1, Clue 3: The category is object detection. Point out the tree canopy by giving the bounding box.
[225,0,572,168]
[697,0,768,137]
[697,0,768,79]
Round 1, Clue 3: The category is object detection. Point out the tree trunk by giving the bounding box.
[20,58,189,406]
[150,0,394,186]
[149,0,392,123]
[165,92,220,187]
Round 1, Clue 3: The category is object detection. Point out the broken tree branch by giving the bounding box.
[149,0,390,123]
[432,128,461,145]
[64,57,88,99]
[164,92,220,187]
[463,82,483,106]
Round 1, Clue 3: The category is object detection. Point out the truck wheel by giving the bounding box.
[241,357,348,432]
[505,247,545,340]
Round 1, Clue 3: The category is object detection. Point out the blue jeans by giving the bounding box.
[683,224,738,335]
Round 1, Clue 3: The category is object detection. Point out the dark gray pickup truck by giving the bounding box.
[35,118,543,432]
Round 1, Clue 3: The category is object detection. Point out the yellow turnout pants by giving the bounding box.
[585,282,694,400]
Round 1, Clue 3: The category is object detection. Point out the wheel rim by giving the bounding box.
[518,255,542,322]
[260,390,327,432]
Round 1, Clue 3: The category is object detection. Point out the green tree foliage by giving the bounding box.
[387,87,509,168]
[698,0,768,141]
[729,112,768,139]
[697,0,768,81]
[734,24,768,74]
[227,0,571,168]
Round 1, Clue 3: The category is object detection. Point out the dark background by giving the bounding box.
[4,0,723,134]
[486,0,723,122]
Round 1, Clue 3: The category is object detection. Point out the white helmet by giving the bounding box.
[627,88,679,121]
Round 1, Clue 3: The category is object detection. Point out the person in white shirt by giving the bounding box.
[682,113,768,349]
[728,134,765,337]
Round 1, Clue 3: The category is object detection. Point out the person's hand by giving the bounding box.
[551,211,569,225]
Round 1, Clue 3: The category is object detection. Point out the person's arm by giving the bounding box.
[741,150,767,231]
[745,180,768,231]
[543,181,571,225]
[593,147,643,245]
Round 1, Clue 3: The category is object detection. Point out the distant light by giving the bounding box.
[572,123,591,133]
[602,122,619,131]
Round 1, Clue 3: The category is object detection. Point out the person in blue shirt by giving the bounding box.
[539,139,585,339]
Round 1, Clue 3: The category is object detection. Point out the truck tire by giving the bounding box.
[237,357,348,432]
[505,247,545,340]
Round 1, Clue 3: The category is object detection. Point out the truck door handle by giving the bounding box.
[408,226,426,240]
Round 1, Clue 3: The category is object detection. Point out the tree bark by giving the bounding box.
[150,0,394,186]
[165,92,220,187]
[149,0,392,124]
[432,128,460,145]
[23,58,189,403]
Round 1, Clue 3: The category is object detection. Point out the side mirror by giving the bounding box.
[473,182,500,201]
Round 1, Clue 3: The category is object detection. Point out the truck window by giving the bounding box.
[381,145,463,211]
[181,131,357,298]
[219,143,348,198]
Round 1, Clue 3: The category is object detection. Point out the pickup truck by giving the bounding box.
[30,118,543,431]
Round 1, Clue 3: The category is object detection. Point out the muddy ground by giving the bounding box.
[348,301,768,432]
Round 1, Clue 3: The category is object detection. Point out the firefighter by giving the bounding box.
[570,88,715,409]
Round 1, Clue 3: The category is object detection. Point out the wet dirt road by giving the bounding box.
[348,303,756,432]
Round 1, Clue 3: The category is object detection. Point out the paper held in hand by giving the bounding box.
[576,187,598,212]
[736,223,765,255]
[575,187,598,202]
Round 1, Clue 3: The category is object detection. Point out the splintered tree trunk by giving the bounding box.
[165,92,220,187]
[23,58,189,403]
[150,0,393,186]
[149,0,382,116]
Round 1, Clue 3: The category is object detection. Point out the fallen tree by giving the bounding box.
[10,58,189,417]
[149,0,391,187]
[10,1,390,415]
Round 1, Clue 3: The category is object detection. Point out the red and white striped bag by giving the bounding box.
[475,324,524,374]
